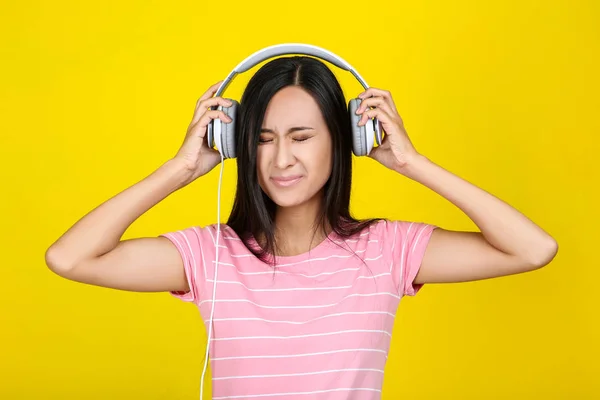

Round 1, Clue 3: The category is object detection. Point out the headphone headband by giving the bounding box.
[208,43,382,154]
[214,43,371,97]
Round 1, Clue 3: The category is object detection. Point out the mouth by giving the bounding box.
[270,175,303,188]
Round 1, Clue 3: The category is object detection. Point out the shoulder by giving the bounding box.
[371,219,436,237]
[159,224,227,254]
[160,223,254,261]
[161,223,239,239]
[336,219,408,243]
[368,219,437,296]
[365,219,438,255]
[202,224,256,254]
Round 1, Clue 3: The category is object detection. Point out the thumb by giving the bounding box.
[367,144,381,160]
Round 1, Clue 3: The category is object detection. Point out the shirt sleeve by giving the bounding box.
[159,226,210,305]
[380,220,437,297]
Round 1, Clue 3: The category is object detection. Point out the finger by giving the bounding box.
[358,107,393,127]
[195,110,232,131]
[358,87,398,111]
[188,110,232,140]
[189,108,230,131]
[195,80,225,111]
[355,96,397,117]
[367,142,381,159]
[192,97,232,125]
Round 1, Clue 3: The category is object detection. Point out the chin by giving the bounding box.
[267,190,312,208]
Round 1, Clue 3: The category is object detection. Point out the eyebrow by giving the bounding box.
[260,126,315,134]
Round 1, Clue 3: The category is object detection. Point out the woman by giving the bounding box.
[45,56,558,399]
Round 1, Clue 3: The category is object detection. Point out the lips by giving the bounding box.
[270,175,303,187]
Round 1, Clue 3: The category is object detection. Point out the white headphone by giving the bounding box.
[200,43,381,400]
[207,43,382,159]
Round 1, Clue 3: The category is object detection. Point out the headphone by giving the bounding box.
[199,43,381,400]
[206,43,383,159]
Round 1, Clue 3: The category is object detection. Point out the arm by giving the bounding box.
[355,87,558,285]
[402,155,558,284]
[45,80,232,292]
[45,158,192,292]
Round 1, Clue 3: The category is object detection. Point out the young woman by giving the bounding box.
[45,56,558,399]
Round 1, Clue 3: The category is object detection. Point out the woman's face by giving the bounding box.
[257,86,333,209]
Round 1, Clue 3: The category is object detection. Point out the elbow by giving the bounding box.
[45,246,76,277]
[526,237,559,270]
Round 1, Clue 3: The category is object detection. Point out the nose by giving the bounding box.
[274,138,295,169]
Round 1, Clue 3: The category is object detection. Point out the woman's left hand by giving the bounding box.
[355,88,420,173]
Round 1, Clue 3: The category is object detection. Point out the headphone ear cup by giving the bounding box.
[348,98,368,156]
[207,114,215,152]
[219,98,239,159]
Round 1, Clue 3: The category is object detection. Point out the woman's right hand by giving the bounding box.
[172,80,233,185]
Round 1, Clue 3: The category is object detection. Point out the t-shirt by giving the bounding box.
[160,219,436,399]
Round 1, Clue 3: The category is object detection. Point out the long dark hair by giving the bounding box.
[227,56,381,265]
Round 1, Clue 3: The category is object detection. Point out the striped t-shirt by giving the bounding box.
[160,219,436,399]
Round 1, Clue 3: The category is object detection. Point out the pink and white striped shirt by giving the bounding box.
[160,219,436,399]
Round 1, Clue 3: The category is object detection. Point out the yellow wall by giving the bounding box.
[1,0,597,398]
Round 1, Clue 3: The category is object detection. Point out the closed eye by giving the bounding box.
[258,135,313,144]
[293,135,312,142]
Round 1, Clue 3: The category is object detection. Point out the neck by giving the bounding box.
[272,191,331,256]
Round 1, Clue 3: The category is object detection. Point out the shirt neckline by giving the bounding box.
[246,229,341,265]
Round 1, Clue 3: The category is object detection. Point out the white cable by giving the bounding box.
[200,150,225,399]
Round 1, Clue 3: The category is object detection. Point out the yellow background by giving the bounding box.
[1,0,598,398]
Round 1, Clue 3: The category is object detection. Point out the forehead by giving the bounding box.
[262,86,324,128]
